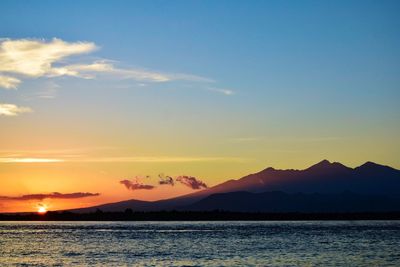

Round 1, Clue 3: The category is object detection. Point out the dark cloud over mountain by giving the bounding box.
[119,174,208,191]
[158,174,175,186]
[176,176,208,190]
[120,180,155,191]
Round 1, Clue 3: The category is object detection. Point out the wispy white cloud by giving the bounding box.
[0,75,21,89]
[60,60,213,82]
[0,103,32,116]
[0,38,96,78]
[0,38,212,89]
[206,87,234,96]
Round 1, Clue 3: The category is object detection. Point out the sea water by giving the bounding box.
[1,221,399,266]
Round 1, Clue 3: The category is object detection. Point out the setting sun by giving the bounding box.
[37,206,47,214]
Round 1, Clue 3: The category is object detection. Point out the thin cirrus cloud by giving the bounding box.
[0,192,100,201]
[0,38,213,89]
[77,156,246,163]
[0,103,32,116]
[0,156,247,163]
[0,157,63,163]
[62,60,213,83]
[206,87,234,96]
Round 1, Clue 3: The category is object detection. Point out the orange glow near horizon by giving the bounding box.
[1,154,400,213]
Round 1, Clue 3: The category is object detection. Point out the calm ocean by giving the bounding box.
[1,221,399,266]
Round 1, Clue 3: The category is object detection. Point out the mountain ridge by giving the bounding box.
[69,160,400,213]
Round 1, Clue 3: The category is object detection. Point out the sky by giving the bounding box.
[0,0,399,212]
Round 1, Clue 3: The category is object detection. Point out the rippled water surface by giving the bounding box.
[1,221,400,266]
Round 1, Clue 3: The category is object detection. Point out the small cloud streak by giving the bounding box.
[0,75,20,89]
[0,104,32,116]
[158,174,175,186]
[120,179,155,191]
[0,192,100,201]
[73,156,246,163]
[176,176,208,190]
[0,158,64,163]
[0,155,248,164]
[207,87,235,96]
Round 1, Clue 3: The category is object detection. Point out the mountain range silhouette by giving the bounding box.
[70,160,400,213]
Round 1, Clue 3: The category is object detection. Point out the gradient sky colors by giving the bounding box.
[0,0,399,212]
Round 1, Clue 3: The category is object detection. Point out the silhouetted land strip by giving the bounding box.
[1,210,400,221]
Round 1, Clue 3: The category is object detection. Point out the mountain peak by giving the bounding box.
[357,161,398,171]
[359,161,381,168]
[306,160,350,172]
[263,167,276,172]
[307,159,331,170]
[318,159,331,165]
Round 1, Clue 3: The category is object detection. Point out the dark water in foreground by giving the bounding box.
[1,221,399,266]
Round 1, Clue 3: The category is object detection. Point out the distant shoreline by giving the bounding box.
[1,211,400,221]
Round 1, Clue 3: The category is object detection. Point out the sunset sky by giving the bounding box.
[1,0,399,212]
